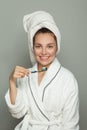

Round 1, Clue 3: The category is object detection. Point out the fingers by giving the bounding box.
[10,66,29,81]
[15,66,29,76]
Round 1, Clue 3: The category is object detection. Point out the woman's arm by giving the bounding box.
[9,66,29,104]
[62,77,79,130]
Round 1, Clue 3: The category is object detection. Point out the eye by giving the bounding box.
[34,45,41,48]
[48,45,54,48]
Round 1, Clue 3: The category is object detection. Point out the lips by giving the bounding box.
[40,56,49,60]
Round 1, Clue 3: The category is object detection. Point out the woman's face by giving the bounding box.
[33,33,58,69]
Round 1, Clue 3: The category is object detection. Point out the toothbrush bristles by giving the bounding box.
[42,67,47,71]
[31,67,47,73]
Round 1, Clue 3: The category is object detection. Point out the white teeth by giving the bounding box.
[40,56,48,59]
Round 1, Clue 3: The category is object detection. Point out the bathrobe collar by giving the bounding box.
[28,58,61,121]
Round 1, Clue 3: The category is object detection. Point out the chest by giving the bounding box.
[38,72,46,86]
[27,67,64,113]
[28,77,64,113]
[41,82,63,112]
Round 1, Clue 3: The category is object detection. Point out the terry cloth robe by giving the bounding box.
[5,58,79,130]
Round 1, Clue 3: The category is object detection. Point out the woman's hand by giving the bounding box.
[9,66,29,104]
[9,66,29,83]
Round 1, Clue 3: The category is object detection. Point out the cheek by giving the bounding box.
[33,49,40,56]
[49,49,57,56]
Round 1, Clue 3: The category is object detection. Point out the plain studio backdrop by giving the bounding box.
[0,0,87,130]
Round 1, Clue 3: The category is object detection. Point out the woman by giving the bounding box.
[5,11,79,130]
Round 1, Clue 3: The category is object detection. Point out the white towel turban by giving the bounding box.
[23,11,61,65]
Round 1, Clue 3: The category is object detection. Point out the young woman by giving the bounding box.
[5,11,79,130]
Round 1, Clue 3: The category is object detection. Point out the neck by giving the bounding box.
[38,63,52,71]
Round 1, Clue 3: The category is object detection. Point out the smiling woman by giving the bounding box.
[33,28,58,70]
[5,11,79,130]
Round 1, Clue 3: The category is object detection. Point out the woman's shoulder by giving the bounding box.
[60,66,79,99]
[60,65,78,89]
[61,66,76,80]
[55,59,77,81]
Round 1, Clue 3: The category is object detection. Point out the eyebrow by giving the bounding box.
[34,43,56,45]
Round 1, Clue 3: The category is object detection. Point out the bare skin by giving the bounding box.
[9,66,29,104]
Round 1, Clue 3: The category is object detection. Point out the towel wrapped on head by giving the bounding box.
[23,11,61,65]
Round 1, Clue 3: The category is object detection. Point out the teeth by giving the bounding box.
[40,57,48,59]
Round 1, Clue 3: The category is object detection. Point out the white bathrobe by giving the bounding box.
[5,58,79,130]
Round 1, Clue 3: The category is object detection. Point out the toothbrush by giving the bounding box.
[31,67,47,73]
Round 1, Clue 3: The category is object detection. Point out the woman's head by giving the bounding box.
[23,11,61,65]
[33,28,58,68]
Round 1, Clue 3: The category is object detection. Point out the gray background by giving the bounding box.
[0,0,87,130]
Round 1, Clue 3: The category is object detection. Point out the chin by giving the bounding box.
[37,58,55,66]
[38,61,52,67]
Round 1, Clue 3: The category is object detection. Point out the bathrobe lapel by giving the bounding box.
[28,58,61,121]
[29,72,50,121]
[39,58,61,90]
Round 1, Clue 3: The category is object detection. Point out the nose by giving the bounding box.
[42,47,46,55]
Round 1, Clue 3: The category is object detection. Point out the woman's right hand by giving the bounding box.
[9,66,29,84]
[9,66,29,104]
